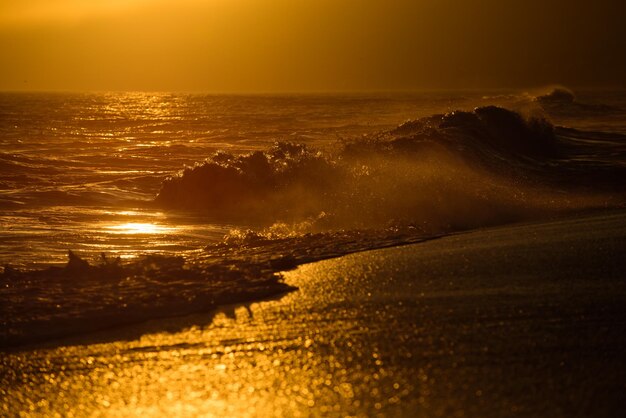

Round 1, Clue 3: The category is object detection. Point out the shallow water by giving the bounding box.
[3,211,625,417]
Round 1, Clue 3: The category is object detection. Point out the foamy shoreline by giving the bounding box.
[1,207,622,351]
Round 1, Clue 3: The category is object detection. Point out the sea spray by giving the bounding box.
[155,106,621,232]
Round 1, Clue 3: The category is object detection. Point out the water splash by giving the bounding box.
[156,106,623,232]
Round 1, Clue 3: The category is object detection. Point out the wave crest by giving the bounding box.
[534,87,621,115]
[375,105,558,159]
[155,142,342,220]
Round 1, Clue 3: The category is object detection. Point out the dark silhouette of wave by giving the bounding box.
[534,87,622,115]
[387,105,558,159]
[535,87,577,105]
[156,106,624,231]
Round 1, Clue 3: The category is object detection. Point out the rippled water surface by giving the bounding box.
[1,92,486,267]
[2,90,625,267]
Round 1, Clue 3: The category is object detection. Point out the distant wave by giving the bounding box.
[387,105,558,158]
[533,87,622,115]
[535,87,577,104]
[156,106,624,232]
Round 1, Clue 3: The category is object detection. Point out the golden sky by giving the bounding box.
[1,0,624,92]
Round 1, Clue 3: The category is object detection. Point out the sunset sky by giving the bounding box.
[1,0,625,92]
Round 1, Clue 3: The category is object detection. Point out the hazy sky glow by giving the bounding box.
[1,0,625,92]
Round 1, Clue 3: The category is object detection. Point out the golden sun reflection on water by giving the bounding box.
[105,222,175,235]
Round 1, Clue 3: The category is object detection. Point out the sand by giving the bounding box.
[2,210,626,417]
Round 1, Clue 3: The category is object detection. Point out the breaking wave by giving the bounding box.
[533,87,622,116]
[156,106,624,233]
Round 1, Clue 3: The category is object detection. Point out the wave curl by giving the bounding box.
[155,106,622,232]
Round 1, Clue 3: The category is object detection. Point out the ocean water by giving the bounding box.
[0,92,471,267]
[1,88,625,346]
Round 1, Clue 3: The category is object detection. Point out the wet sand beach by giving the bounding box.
[3,209,626,417]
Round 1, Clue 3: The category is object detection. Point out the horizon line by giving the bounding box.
[1,84,625,95]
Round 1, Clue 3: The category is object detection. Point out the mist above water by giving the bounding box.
[156,104,624,234]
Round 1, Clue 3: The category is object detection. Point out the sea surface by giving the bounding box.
[0,92,477,267]
[1,88,626,346]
